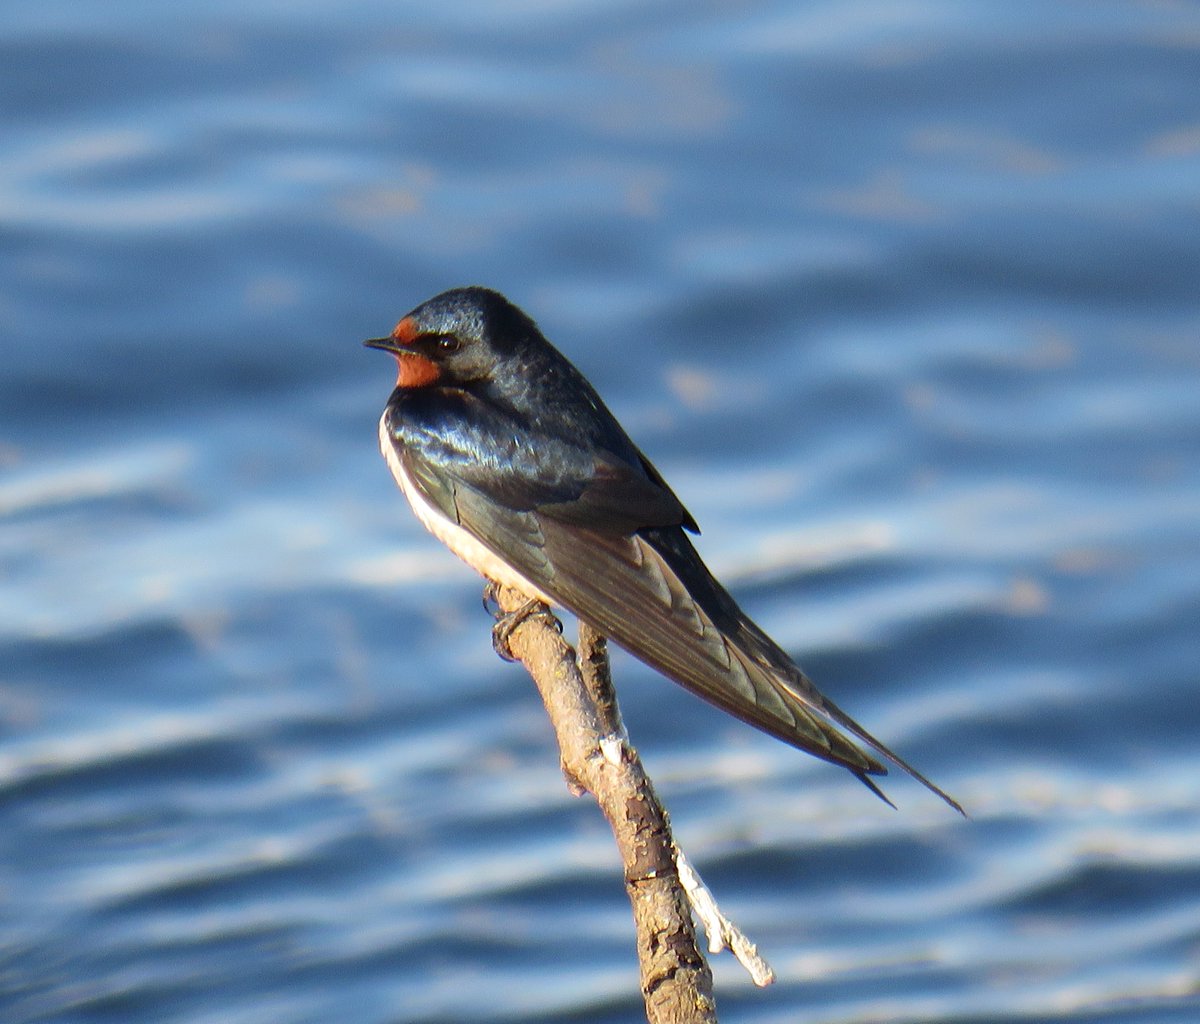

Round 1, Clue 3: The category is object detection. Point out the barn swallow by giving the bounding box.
[366,286,962,813]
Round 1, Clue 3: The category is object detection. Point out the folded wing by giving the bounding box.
[403,443,961,812]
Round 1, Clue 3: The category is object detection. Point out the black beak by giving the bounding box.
[364,337,402,353]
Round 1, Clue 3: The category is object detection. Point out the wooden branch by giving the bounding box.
[493,586,718,1024]
[576,622,774,986]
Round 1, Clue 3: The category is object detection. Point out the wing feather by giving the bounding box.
[450,481,884,775]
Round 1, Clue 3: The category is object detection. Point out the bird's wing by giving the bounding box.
[403,445,962,812]
[392,393,696,534]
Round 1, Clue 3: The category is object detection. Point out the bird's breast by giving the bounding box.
[378,412,554,604]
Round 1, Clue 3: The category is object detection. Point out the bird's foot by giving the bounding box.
[484,582,560,661]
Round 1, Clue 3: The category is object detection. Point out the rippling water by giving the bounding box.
[4,3,1200,1022]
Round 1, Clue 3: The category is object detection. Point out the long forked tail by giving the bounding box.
[817,693,967,816]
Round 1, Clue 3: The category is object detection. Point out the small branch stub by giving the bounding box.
[674,846,775,987]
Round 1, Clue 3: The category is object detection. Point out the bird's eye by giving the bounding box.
[435,335,461,354]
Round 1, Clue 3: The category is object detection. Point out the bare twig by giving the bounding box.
[674,846,775,987]
[577,623,625,740]
[493,586,776,1022]
[494,586,716,1023]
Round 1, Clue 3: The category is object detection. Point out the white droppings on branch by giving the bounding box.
[599,733,627,765]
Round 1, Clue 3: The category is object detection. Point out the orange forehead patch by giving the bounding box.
[395,352,441,388]
[391,316,419,344]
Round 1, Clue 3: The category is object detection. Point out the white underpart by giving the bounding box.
[379,413,554,604]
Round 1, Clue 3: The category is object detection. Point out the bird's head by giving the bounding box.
[364,286,540,390]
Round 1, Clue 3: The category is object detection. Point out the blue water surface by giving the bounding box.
[3,2,1200,1022]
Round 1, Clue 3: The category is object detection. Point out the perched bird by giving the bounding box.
[366,287,962,813]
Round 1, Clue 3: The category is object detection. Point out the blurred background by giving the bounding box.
[3,2,1199,1022]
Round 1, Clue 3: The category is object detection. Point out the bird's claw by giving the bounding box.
[482,580,502,615]
[488,590,560,661]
